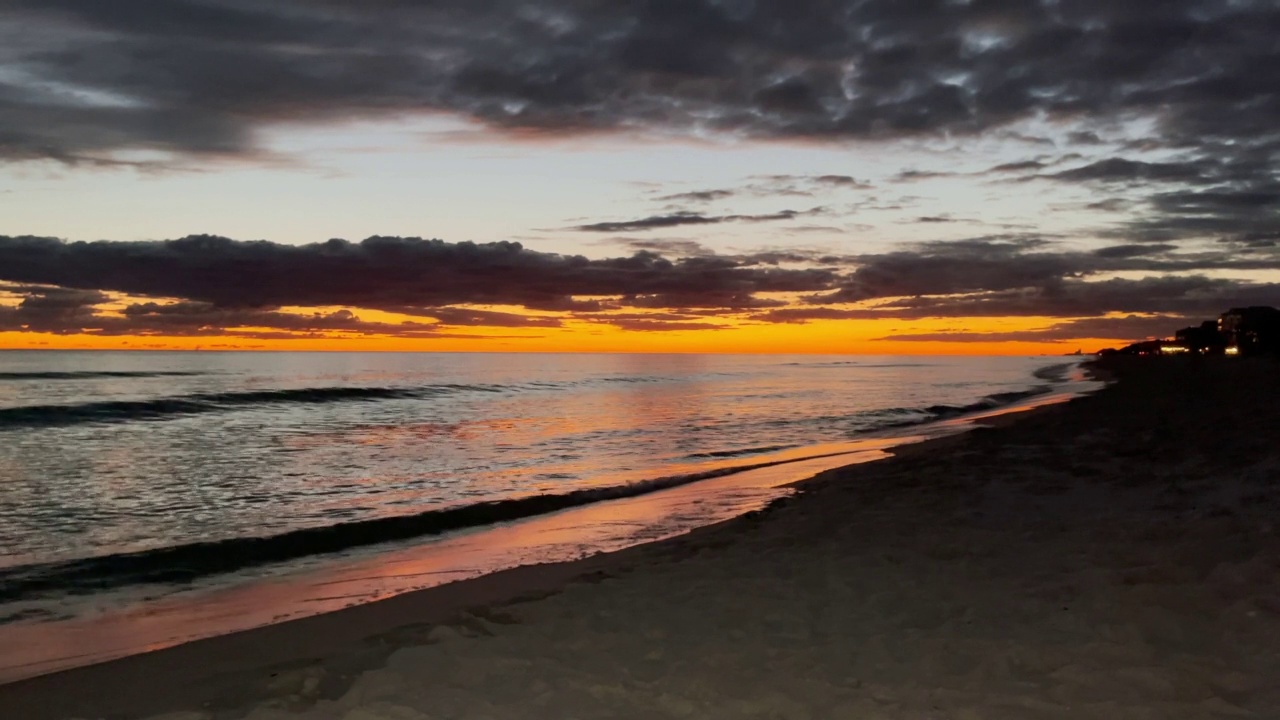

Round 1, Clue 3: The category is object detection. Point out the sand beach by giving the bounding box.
[4,356,1279,719]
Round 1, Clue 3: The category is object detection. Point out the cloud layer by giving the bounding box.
[6,0,1277,247]
[5,0,1280,346]
[5,1,1276,156]
[1,234,1276,342]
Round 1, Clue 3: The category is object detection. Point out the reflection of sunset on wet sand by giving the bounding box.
[0,385,1083,686]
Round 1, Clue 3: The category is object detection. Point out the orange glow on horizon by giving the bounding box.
[0,318,1132,356]
[0,287,1162,355]
[0,290,1151,355]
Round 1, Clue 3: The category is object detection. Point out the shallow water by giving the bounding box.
[0,388,1091,683]
[0,351,1098,680]
[0,353,1066,575]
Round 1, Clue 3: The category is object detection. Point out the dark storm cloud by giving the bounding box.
[3,231,1278,341]
[820,237,1077,303]
[1045,158,1215,184]
[1116,180,1280,241]
[988,160,1047,173]
[756,274,1280,328]
[817,236,1280,305]
[1085,198,1132,213]
[0,285,109,332]
[849,277,1280,321]
[8,1,1277,242]
[1219,232,1280,250]
[1091,244,1178,259]
[0,235,839,312]
[7,1,1273,160]
[0,286,455,338]
[572,208,823,233]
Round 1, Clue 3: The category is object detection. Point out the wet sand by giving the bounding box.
[5,357,1279,719]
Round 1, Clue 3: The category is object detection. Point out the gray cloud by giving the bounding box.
[877,315,1195,344]
[3,232,1277,340]
[599,238,715,257]
[0,234,839,312]
[7,1,1272,159]
[572,207,823,233]
[0,287,458,338]
[820,237,1076,302]
[644,175,872,209]
[818,236,1280,305]
[653,189,736,203]
[571,213,724,233]
[1091,243,1178,259]
[1046,158,1215,185]
[6,1,1278,243]
[844,276,1280,321]
[754,273,1280,329]
[892,170,956,182]
[988,160,1048,173]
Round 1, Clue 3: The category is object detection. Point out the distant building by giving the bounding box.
[1218,307,1280,356]
[1175,320,1227,355]
[1103,339,1176,357]
[1098,306,1280,358]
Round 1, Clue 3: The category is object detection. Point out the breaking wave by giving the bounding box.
[0,370,210,381]
[0,453,851,604]
[0,377,1070,605]
[0,384,504,429]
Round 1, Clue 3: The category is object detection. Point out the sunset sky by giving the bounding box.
[1,0,1278,353]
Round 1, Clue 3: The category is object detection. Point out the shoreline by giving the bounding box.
[0,376,1090,691]
[9,356,1280,718]
[0,382,1094,719]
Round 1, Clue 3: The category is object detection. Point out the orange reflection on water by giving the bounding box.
[0,389,1087,684]
[0,445,895,683]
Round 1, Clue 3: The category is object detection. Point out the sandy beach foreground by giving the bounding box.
[6,357,1280,719]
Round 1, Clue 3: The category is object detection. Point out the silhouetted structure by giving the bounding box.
[1218,307,1280,356]
[1098,339,1181,357]
[1175,320,1228,355]
[1099,306,1279,357]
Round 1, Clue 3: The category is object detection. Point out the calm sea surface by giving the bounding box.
[0,352,1081,618]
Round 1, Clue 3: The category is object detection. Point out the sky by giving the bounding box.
[1,0,1278,353]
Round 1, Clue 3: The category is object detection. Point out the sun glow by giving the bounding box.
[0,309,1130,355]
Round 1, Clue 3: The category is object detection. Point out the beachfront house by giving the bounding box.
[1175,320,1228,355]
[1218,306,1280,356]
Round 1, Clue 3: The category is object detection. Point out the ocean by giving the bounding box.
[0,351,1094,679]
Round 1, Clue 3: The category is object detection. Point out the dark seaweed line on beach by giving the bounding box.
[0,383,1064,605]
